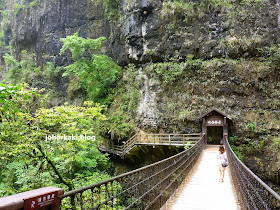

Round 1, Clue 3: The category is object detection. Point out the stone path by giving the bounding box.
[168,146,240,210]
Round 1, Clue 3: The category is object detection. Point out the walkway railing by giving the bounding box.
[59,135,205,209]
[225,138,280,210]
[99,133,201,157]
[138,133,201,145]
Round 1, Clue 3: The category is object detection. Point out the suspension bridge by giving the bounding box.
[55,134,280,210]
[1,134,280,210]
[1,109,280,209]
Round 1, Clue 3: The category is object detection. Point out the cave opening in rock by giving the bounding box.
[140,6,153,21]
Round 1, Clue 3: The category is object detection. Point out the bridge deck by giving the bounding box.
[167,146,240,210]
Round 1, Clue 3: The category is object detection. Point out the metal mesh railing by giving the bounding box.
[59,136,204,209]
[225,138,280,210]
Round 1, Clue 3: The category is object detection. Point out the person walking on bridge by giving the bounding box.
[218,146,228,182]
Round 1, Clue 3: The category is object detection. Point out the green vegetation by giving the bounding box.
[44,62,63,79]
[147,55,202,85]
[184,142,192,150]
[229,136,267,157]
[0,0,4,11]
[1,31,137,141]
[3,51,41,84]
[161,0,196,23]
[93,0,119,11]
[0,31,139,206]
[160,0,267,27]
[60,32,122,103]
[274,137,280,149]
[0,83,111,202]
[0,0,5,47]
[13,0,41,16]
[246,122,257,132]
[160,0,231,23]
[241,137,265,153]
[241,0,265,5]
[0,10,9,48]
[1,51,68,107]
[91,0,120,19]
[0,28,3,47]
[151,62,185,84]
[102,64,139,141]
[228,136,244,162]
[266,47,280,67]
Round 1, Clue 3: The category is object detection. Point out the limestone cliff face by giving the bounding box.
[3,0,280,65]
[119,0,280,62]
[3,0,112,65]
[1,0,280,190]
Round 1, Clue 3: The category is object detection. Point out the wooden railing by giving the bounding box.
[99,133,202,157]
[138,133,201,145]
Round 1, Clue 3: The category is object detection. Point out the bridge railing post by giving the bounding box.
[169,134,171,145]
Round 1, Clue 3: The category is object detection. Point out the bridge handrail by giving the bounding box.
[225,137,280,209]
[59,135,205,209]
[99,133,201,156]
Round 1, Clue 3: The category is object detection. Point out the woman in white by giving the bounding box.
[218,146,227,182]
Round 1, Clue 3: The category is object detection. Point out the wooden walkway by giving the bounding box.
[167,145,240,210]
[99,133,201,157]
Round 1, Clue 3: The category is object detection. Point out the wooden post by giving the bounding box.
[169,134,171,145]
[202,118,207,144]
[223,117,227,145]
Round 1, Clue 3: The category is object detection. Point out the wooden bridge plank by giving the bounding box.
[167,147,240,210]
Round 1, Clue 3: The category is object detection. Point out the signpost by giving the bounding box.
[0,187,63,210]
[24,191,58,210]
[206,116,224,126]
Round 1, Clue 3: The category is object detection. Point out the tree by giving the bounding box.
[60,32,122,102]
[0,83,111,207]
[3,51,41,84]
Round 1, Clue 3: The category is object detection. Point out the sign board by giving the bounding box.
[206,116,224,126]
[24,191,58,210]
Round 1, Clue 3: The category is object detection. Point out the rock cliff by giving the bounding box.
[3,0,280,65]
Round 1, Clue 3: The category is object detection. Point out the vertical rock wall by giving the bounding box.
[3,0,111,65]
[2,0,280,65]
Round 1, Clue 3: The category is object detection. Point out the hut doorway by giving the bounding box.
[207,126,223,145]
[199,108,232,145]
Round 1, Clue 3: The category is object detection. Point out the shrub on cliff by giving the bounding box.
[60,32,122,103]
